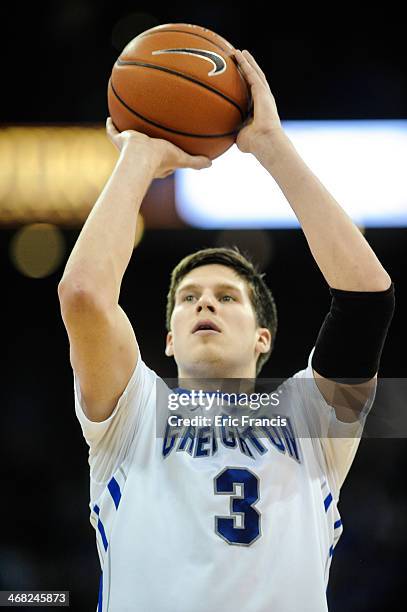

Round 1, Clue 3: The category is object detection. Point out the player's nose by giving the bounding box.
[196,293,216,313]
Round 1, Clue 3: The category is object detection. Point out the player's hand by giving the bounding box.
[233,50,283,158]
[106,117,212,179]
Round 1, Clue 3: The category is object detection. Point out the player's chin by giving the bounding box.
[190,343,225,362]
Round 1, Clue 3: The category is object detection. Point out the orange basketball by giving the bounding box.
[107,23,251,160]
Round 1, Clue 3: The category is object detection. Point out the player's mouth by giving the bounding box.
[192,319,222,334]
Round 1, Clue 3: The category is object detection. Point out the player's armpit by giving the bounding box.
[312,368,376,422]
[58,286,138,423]
[310,283,393,422]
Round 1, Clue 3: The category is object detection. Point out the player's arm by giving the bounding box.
[58,120,211,423]
[233,50,394,416]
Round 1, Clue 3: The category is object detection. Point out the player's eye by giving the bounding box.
[184,294,196,302]
[220,295,235,302]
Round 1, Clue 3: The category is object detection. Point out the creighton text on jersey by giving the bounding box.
[162,415,300,462]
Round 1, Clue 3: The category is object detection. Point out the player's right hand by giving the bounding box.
[106,117,212,179]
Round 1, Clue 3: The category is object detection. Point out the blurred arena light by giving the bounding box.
[2,121,405,229]
[0,126,179,227]
[175,120,407,228]
[10,223,65,278]
[0,126,117,225]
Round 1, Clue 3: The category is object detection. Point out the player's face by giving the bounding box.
[165,264,271,378]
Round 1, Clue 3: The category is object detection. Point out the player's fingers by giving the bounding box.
[156,139,211,170]
[235,50,269,90]
[158,169,175,179]
[236,52,278,122]
[181,154,213,170]
[242,50,268,83]
[235,59,265,112]
[106,117,121,143]
[106,117,117,133]
[234,50,264,90]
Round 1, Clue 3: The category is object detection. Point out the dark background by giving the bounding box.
[1,1,406,610]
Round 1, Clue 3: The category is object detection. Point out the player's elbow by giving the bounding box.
[58,277,108,319]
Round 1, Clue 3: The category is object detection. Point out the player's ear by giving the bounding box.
[256,327,271,355]
[165,331,174,357]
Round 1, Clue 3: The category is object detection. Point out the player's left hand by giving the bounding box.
[233,49,282,157]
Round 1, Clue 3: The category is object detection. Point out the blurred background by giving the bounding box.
[1,1,406,610]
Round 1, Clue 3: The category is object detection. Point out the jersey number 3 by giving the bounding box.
[214,467,261,546]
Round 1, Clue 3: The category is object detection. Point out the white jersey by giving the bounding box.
[74,348,374,612]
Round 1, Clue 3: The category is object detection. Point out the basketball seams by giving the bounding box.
[109,24,250,157]
[137,28,233,56]
[115,59,246,120]
[109,80,238,139]
[128,28,250,107]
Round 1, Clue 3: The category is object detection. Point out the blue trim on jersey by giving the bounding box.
[94,505,108,552]
[334,519,342,529]
[97,572,103,611]
[97,519,108,551]
[324,492,333,512]
[108,477,122,510]
[329,545,334,557]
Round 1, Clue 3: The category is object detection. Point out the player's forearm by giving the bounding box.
[256,130,391,291]
[59,143,156,306]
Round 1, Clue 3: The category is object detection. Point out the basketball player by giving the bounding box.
[58,50,394,611]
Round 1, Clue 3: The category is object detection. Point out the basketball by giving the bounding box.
[107,23,251,159]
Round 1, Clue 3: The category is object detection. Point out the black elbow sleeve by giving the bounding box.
[311,282,395,383]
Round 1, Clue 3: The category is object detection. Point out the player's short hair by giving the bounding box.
[166,246,278,375]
